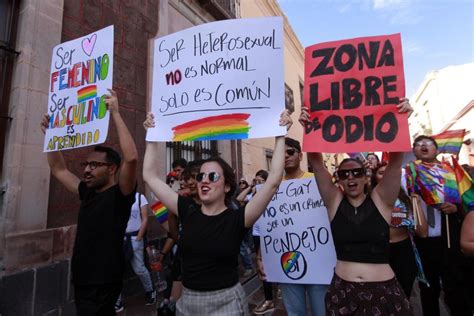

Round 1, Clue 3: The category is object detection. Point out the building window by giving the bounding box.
[299,80,304,108]
[0,0,20,177]
[285,83,295,114]
[265,148,273,170]
[166,141,218,172]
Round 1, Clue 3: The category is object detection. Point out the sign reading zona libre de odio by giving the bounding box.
[303,34,411,153]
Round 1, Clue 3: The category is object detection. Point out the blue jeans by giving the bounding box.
[239,231,254,270]
[280,283,328,316]
[130,239,154,292]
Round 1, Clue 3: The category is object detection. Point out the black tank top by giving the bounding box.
[331,195,390,264]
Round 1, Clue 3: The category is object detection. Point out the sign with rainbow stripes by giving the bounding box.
[147,17,286,142]
[44,25,114,152]
[255,178,336,284]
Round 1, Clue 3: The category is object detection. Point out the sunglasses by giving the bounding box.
[196,172,221,183]
[336,168,365,180]
[414,140,435,147]
[286,148,299,156]
[80,161,112,170]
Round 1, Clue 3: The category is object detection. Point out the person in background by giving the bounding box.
[157,159,203,316]
[40,90,137,315]
[245,170,277,315]
[115,191,156,313]
[372,163,428,297]
[143,111,291,315]
[366,152,380,170]
[407,135,473,316]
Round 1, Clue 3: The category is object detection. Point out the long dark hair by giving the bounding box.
[201,157,236,207]
[372,163,412,211]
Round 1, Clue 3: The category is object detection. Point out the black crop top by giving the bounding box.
[331,196,390,264]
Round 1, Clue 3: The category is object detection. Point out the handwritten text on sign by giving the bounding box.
[44,25,113,152]
[256,178,336,284]
[303,34,411,153]
[147,17,286,142]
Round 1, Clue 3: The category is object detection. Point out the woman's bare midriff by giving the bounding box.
[335,260,395,282]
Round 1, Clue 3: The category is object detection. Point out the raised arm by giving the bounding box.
[373,152,403,207]
[245,136,285,227]
[143,113,179,216]
[105,90,138,196]
[299,107,341,217]
[41,114,80,194]
[244,110,291,227]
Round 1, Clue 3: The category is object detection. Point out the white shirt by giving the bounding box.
[126,192,149,233]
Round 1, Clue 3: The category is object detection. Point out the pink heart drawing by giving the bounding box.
[81,34,97,57]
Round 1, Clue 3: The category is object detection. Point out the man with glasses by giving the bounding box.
[41,90,138,315]
[409,135,472,316]
[277,137,327,316]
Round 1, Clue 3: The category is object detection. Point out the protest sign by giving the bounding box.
[256,178,336,284]
[147,17,285,142]
[44,25,114,152]
[303,34,411,153]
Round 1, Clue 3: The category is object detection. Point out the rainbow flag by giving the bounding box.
[172,113,251,141]
[151,201,169,223]
[452,157,474,212]
[432,129,466,156]
[405,161,460,207]
[77,85,97,103]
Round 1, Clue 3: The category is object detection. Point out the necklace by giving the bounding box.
[354,206,358,215]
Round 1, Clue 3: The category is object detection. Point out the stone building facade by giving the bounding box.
[0,0,238,314]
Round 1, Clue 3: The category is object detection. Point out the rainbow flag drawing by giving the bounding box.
[280,251,300,273]
[77,85,97,103]
[452,157,474,212]
[432,129,466,156]
[151,201,169,223]
[172,113,251,141]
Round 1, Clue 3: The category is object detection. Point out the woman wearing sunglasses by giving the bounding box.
[299,99,413,315]
[143,111,292,315]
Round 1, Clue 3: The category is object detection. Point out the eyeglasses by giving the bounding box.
[336,168,365,180]
[80,161,112,170]
[286,148,298,156]
[239,181,248,185]
[196,172,221,183]
[414,140,435,147]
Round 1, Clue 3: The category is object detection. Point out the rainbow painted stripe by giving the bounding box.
[77,85,97,103]
[151,201,169,224]
[281,251,300,273]
[172,113,251,141]
[432,129,466,155]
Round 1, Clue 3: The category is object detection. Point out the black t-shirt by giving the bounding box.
[178,196,246,291]
[72,182,135,285]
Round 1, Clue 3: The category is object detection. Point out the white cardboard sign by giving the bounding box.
[147,17,286,142]
[44,25,114,152]
[256,178,337,284]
